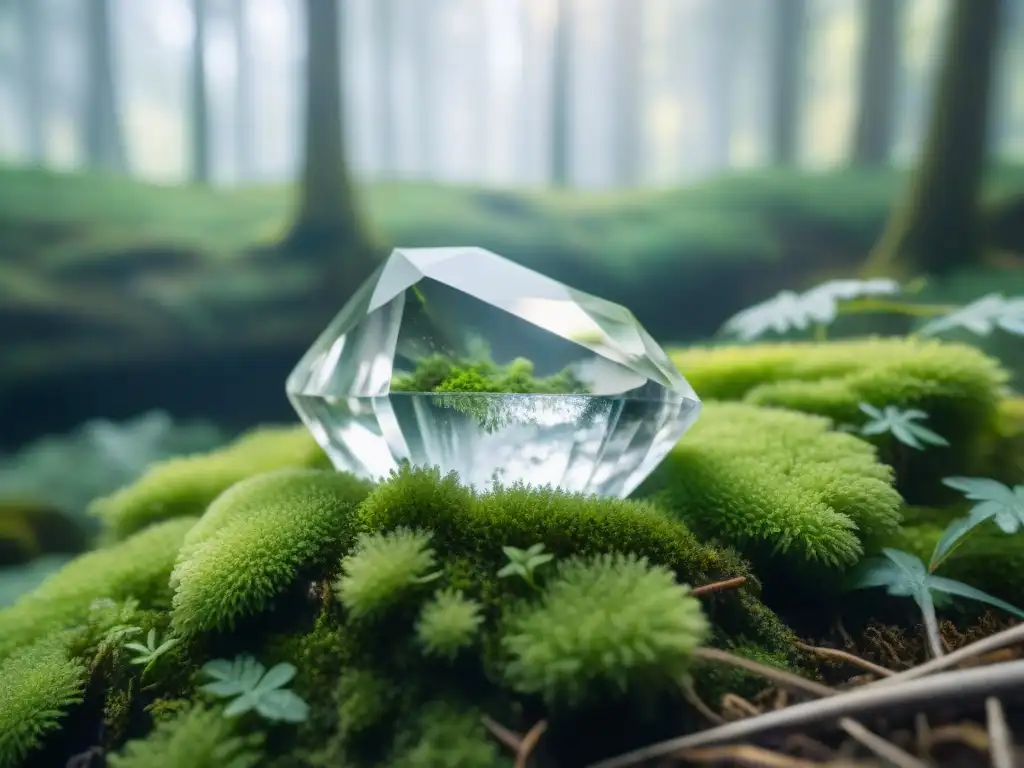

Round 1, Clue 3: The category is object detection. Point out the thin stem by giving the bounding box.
[691,576,746,597]
[838,298,957,317]
[919,590,945,659]
[515,720,548,768]
[838,718,929,768]
[587,660,1024,768]
[813,322,828,341]
[794,641,896,678]
[691,647,836,699]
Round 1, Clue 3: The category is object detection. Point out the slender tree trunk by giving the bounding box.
[611,0,643,186]
[232,0,254,182]
[549,0,572,186]
[190,0,210,183]
[286,0,375,271]
[517,0,542,182]
[84,0,126,172]
[705,0,741,169]
[410,0,440,177]
[17,0,45,162]
[866,0,1004,276]
[372,0,396,176]
[769,0,807,165]
[852,0,900,165]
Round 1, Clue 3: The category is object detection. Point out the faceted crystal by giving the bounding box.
[286,247,701,497]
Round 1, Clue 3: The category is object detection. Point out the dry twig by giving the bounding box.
[482,715,523,752]
[984,698,1015,768]
[672,744,823,767]
[515,720,548,768]
[837,718,928,768]
[691,577,747,598]
[795,642,895,679]
[587,659,1024,768]
[692,648,835,699]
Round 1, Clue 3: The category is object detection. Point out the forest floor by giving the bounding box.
[2,163,1024,445]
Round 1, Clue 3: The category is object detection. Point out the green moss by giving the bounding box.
[388,701,511,768]
[170,469,373,637]
[89,425,330,541]
[357,465,795,651]
[502,553,710,706]
[106,703,265,768]
[0,634,87,768]
[415,589,484,661]
[637,402,902,577]
[690,645,799,706]
[391,354,586,395]
[669,338,1008,503]
[0,517,195,661]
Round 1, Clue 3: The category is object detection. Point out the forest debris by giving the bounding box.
[795,642,896,679]
[692,648,835,699]
[671,744,825,767]
[837,718,928,768]
[515,720,548,768]
[691,576,747,598]
[984,698,1015,768]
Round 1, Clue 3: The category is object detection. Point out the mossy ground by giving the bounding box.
[0,335,1021,766]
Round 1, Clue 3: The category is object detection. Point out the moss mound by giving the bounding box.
[637,401,903,583]
[670,338,1009,503]
[88,425,329,540]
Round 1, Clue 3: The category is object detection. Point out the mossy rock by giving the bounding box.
[978,396,1024,484]
[669,337,1009,504]
[88,425,329,541]
[0,502,91,566]
[636,401,903,603]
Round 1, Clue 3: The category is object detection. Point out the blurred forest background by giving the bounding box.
[1,0,1023,451]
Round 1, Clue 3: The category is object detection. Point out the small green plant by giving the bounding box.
[929,476,1024,571]
[857,403,948,450]
[497,543,554,591]
[199,655,309,723]
[415,588,485,660]
[847,547,1024,658]
[919,293,1024,337]
[124,628,180,677]
[334,527,441,620]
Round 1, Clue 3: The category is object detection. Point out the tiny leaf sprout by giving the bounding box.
[124,628,180,677]
[498,543,555,591]
[857,403,948,450]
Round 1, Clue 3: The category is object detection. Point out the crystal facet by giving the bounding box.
[286,247,701,497]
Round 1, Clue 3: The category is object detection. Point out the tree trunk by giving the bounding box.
[549,0,572,186]
[371,0,396,176]
[285,0,376,273]
[410,0,440,177]
[84,0,126,172]
[769,0,806,165]
[17,0,45,162]
[611,0,643,187]
[852,0,900,165]
[232,0,254,182]
[866,0,1004,277]
[704,0,741,169]
[190,0,210,184]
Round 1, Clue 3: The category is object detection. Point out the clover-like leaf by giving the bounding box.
[498,543,555,589]
[857,403,948,450]
[919,293,1024,337]
[930,477,1024,570]
[123,628,180,674]
[200,654,309,724]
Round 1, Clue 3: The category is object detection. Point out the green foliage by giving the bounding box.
[0,635,87,768]
[357,465,796,650]
[124,628,180,677]
[0,502,90,566]
[502,553,709,706]
[0,517,194,661]
[106,703,264,768]
[335,667,400,743]
[170,469,372,637]
[668,338,1008,502]
[200,655,310,723]
[388,702,510,768]
[847,547,1024,656]
[497,542,554,590]
[415,589,484,661]
[89,425,330,540]
[927,477,1024,572]
[857,403,949,449]
[391,353,585,395]
[335,527,441,621]
[637,402,902,573]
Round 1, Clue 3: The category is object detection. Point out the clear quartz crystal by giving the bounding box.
[286,247,701,497]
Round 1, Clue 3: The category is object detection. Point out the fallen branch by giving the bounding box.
[587,659,1024,768]
[691,576,746,598]
[795,642,896,678]
[692,647,836,699]
[838,718,928,768]
[515,720,548,768]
